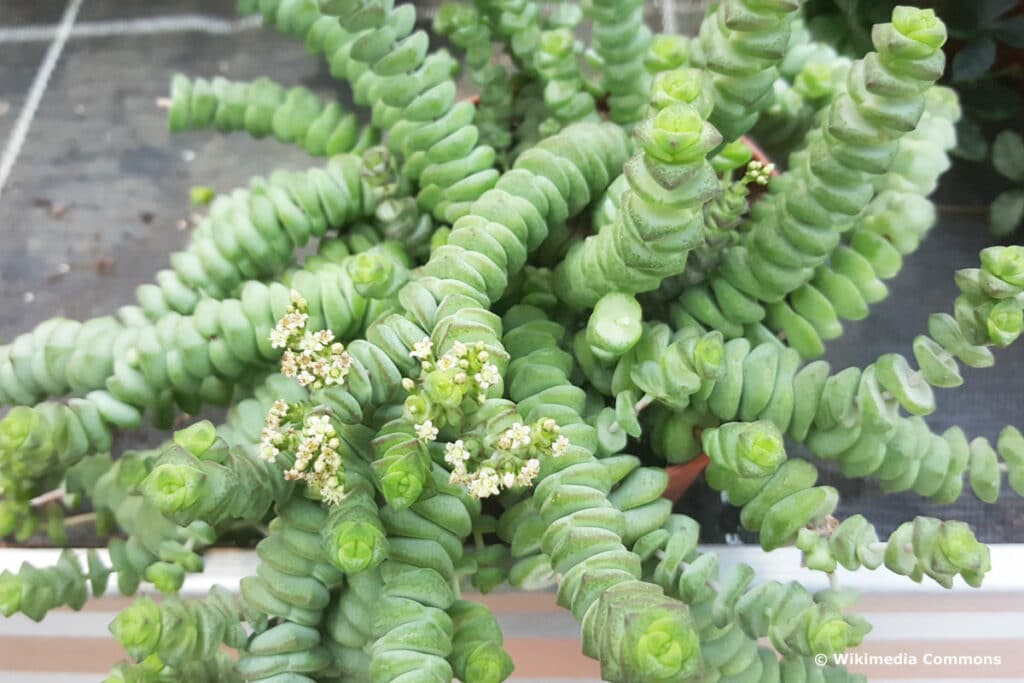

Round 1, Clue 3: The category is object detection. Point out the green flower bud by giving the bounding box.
[645,34,690,73]
[334,522,388,573]
[0,572,22,617]
[110,597,162,661]
[540,29,574,58]
[938,521,989,576]
[626,611,701,681]
[986,300,1023,347]
[796,528,837,573]
[360,145,392,182]
[0,406,36,451]
[692,331,725,379]
[794,63,834,100]
[403,396,435,433]
[173,420,217,457]
[465,644,514,683]
[434,2,475,34]
[736,422,786,478]
[380,467,425,510]
[647,105,706,164]
[142,464,205,515]
[809,612,854,656]
[145,562,186,594]
[423,370,465,408]
[348,251,395,298]
[892,6,946,50]
[650,69,709,116]
[981,246,1024,288]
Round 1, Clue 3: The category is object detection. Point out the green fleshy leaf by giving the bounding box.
[992,130,1024,182]
[990,189,1024,237]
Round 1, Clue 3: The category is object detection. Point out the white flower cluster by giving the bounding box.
[270,290,353,390]
[744,159,775,187]
[407,337,501,404]
[415,419,439,442]
[258,399,292,463]
[259,397,346,505]
[444,419,570,500]
[285,414,346,505]
[269,290,310,348]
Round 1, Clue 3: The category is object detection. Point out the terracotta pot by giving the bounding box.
[662,453,710,502]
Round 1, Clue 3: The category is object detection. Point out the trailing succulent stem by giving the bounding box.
[0,3,1007,683]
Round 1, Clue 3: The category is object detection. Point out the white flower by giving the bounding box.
[436,354,458,371]
[475,363,500,389]
[269,327,290,349]
[449,461,468,485]
[269,399,289,420]
[501,471,517,488]
[258,441,279,462]
[451,341,468,358]
[551,435,570,457]
[516,458,541,486]
[466,467,501,499]
[504,422,532,450]
[410,337,433,360]
[290,289,307,308]
[415,420,439,442]
[299,332,323,353]
[319,477,346,505]
[305,414,334,440]
[444,439,470,465]
[402,377,416,391]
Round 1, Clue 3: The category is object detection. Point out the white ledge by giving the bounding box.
[2,544,1022,595]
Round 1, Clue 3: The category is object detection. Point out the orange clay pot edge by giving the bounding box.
[662,453,710,502]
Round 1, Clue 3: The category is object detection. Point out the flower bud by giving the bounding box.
[465,643,515,683]
[145,562,185,594]
[938,521,989,578]
[794,63,834,101]
[892,6,946,50]
[736,422,786,478]
[809,612,855,656]
[645,34,690,73]
[626,611,701,681]
[539,29,575,58]
[381,468,424,510]
[986,300,1023,347]
[0,407,36,452]
[142,464,205,514]
[692,331,724,380]
[981,245,1024,288]
[173,420,217,458]
[649,105,703,162]
[109,597,162,661]
[650,69,709,116]
[334,521,387,573]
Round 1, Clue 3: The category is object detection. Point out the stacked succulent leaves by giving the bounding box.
[0,1,1016,682]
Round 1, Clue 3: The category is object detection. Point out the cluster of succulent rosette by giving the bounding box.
[0,0,1019,681]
